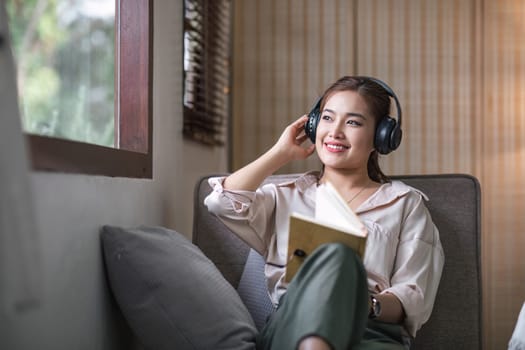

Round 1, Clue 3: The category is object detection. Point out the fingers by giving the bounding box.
[275,115,314,161]
[305,143,316,156]
[277,115,308,152]
[295,133,309,145]
[294,114,309,127]
[298,143,316,160]
[288,115,309,139]
[295,133,316,159]
[290,115,315,151]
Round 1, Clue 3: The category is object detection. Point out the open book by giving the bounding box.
[284,181,368,283]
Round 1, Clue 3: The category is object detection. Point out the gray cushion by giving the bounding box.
[237,249,275,330]
[101,225,257,350]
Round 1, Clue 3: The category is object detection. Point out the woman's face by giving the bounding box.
[315,90,376,172]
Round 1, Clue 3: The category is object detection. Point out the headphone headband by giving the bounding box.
[357,76,402,130]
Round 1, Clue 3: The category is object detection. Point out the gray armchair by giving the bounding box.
[193,174,482,349]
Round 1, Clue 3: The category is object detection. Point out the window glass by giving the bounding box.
[7,0,115,148]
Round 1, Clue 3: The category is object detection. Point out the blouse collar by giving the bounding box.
[278,171,429,213]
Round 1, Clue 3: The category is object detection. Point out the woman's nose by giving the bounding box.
[329,120,345,138]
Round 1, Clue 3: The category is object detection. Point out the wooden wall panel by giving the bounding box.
[482,0,525,348]
[354,0,478,177]
[231,0,525,348]
[232,0,356,173]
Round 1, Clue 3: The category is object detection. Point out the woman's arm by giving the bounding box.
[379,192,444,335]
[224,115,315,191]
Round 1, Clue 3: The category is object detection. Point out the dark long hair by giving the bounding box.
[319,76,392,183]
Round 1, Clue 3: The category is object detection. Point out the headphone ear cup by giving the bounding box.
[363,76,403,154]
[375,116,401,155]
[305,98,322,143]
[390,123,402,152]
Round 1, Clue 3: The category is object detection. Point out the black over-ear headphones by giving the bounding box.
[304,76,403,155]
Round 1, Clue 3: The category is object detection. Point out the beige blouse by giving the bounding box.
[204,172,444,337]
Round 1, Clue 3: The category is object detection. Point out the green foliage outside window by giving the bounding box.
[6,0,115,148]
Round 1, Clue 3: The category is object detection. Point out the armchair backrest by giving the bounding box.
[193,174,482,350]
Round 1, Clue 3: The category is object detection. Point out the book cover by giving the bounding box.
[284,182,368,283]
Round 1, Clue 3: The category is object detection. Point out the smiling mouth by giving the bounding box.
[325,143,349,152]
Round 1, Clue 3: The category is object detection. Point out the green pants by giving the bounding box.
[256,243,406,350]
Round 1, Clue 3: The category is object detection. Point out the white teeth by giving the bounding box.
[326,144,347,151]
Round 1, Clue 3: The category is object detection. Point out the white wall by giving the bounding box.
[2,0,228,348]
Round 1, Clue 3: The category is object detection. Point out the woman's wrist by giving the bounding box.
[370,292,405,324]
[267,144,295,169]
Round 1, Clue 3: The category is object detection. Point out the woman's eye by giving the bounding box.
[321,115,332,121]
[347,119,362,126]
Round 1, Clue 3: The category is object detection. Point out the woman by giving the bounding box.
[205,76,444,350]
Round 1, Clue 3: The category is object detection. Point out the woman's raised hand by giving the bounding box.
[272,115,316,162]
[223,115,316,191]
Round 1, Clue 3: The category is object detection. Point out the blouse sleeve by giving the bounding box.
[382,193,445,337]
[203,176,277,256]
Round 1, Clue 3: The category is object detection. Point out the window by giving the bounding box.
[8,0,116,148]
[183,0,231,146]
[7,0,152,178]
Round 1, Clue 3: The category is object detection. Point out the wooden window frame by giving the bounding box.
[26,0,153,178]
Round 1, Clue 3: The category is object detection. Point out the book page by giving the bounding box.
[315,182,367,237]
